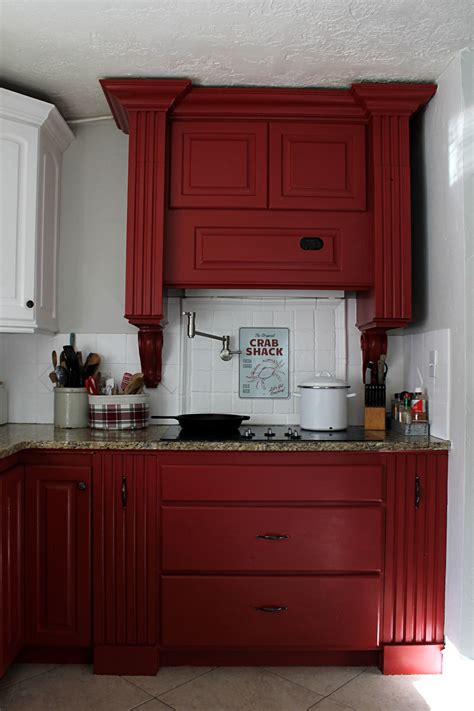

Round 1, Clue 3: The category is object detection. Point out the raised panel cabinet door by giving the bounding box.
[269,123,366,211]
[170,121,268,208]
[25,465,91,647]
[93,453,159,674]
[0,465,24,677]
[0,118,38,331]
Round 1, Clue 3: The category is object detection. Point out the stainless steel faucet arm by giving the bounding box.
[182,311,241,361]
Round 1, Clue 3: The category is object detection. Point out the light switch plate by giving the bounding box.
[429,349,437,378]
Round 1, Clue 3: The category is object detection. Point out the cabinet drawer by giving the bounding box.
[161,464,383,502]
[162,506,383,572]
[165,210,371,290]
[170,121,267,208]
[162,575,380,648]
[269,122,366,211]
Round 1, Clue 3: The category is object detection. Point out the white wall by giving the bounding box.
[409,49,473,661]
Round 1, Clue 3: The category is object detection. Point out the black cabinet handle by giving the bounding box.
[77,481,87,491]
[415,476,421,509]
[256,534,289,541]
[255,606,288,613]
[121,476,127,508]
[300,236,324,251]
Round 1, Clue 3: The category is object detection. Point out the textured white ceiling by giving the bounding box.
[1,0,472,120]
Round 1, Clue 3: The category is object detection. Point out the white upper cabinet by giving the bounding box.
[0,89,73,333]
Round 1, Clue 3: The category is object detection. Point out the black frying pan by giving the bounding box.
[151,413,250,434]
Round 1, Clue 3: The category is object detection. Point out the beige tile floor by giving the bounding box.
[0,663,471,710]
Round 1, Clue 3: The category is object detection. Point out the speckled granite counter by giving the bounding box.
[0,423,450,459]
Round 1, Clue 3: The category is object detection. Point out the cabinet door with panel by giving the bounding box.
[170,121,268,209]
[269,122,366,211]
[0,464,24,677]
[93,453,159,675]
[25,462,91,648]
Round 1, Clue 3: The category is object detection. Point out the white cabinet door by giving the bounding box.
[0,118,38,331]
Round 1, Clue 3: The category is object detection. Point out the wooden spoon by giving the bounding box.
[124,373,144,395]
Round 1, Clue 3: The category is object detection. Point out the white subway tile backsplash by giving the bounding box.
[96,334,127,364]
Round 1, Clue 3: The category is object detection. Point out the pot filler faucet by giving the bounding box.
[182,311,241,361]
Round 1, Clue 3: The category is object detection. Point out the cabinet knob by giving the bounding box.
[300,237,324,251]
[26,300,34,309]
[77,481,87,491]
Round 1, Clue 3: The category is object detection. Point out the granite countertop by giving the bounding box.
[0,423,450,459]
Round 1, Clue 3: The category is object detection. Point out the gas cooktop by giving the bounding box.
[159,425,386,442]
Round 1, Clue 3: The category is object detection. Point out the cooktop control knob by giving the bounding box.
[290,430,301,440]
[265,427,275,437]
[285,427,294,437]
[243,428,255,439]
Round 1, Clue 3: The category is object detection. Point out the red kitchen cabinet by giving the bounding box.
[92,453,159,675]
[165,209,372,289]
[25,462,91,648]
[170,121,268,208]
[269,122,366,211]
[101,80,436,386]
[0,464,24,678]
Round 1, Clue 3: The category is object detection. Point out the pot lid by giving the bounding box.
[297,371,350,389]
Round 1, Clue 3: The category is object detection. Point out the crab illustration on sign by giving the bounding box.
[247,359,285,391]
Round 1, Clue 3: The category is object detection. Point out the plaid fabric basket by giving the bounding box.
[88,394,150,430]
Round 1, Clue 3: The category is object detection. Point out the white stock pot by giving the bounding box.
[294,371,356,431]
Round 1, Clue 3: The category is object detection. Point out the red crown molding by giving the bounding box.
[100,78,192,132]
[172,87,366,121]
[351,83,437,116]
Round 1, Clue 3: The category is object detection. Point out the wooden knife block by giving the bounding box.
[364,407,386,431]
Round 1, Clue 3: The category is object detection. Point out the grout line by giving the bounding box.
[263,668,327,698]
[306,667,369,710]
[128,697,175,710]
[0,664,60,691]
[156,667,219,701]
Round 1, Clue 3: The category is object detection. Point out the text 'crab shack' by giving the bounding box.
[245,338,283,356]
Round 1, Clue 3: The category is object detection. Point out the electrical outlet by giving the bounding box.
[429,349,437,378]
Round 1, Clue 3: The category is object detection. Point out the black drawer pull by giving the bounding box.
[300,236,324,251]
[415,475,421,509]
[121,476,127,508]
[255,606,288,613]
[256,534,289,541]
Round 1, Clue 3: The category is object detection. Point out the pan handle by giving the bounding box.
[151,415,179,420]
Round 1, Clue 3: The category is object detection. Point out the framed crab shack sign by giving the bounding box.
[239,328,289,399]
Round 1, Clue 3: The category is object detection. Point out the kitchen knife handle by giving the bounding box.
[121,476,127,509]
[255,606,288,613]
[256,534,289,541]
[415,475,421,509]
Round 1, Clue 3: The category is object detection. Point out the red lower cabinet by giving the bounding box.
[92,453,159,675]
[24,461,92,649]
[0,464,24,677]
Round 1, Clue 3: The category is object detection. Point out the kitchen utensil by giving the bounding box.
[55,365,69,386]
[294,371,356,431]
[121,372,132,392]
[377,355,388,384]
[52,350,58,369]
[85,375,99,395]
[124,372,144,395]
[63,345,81,387]
[82,352,101,382]
[49,371,58,385]
[151,413,250,434]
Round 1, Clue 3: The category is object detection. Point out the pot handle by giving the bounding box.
[346,393,357,398]
[291,392,301,398]
[316,370,333,378]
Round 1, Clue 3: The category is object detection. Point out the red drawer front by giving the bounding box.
[170,121,268,209]
[165,210,371,290]
[269,122,366,211]
[162,506,383,572]
[161,464,383,502]
[162,575,380,649]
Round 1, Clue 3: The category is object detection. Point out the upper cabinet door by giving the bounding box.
[170,121,268,209]
[0,118,38,330]
[269,123,366,211]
